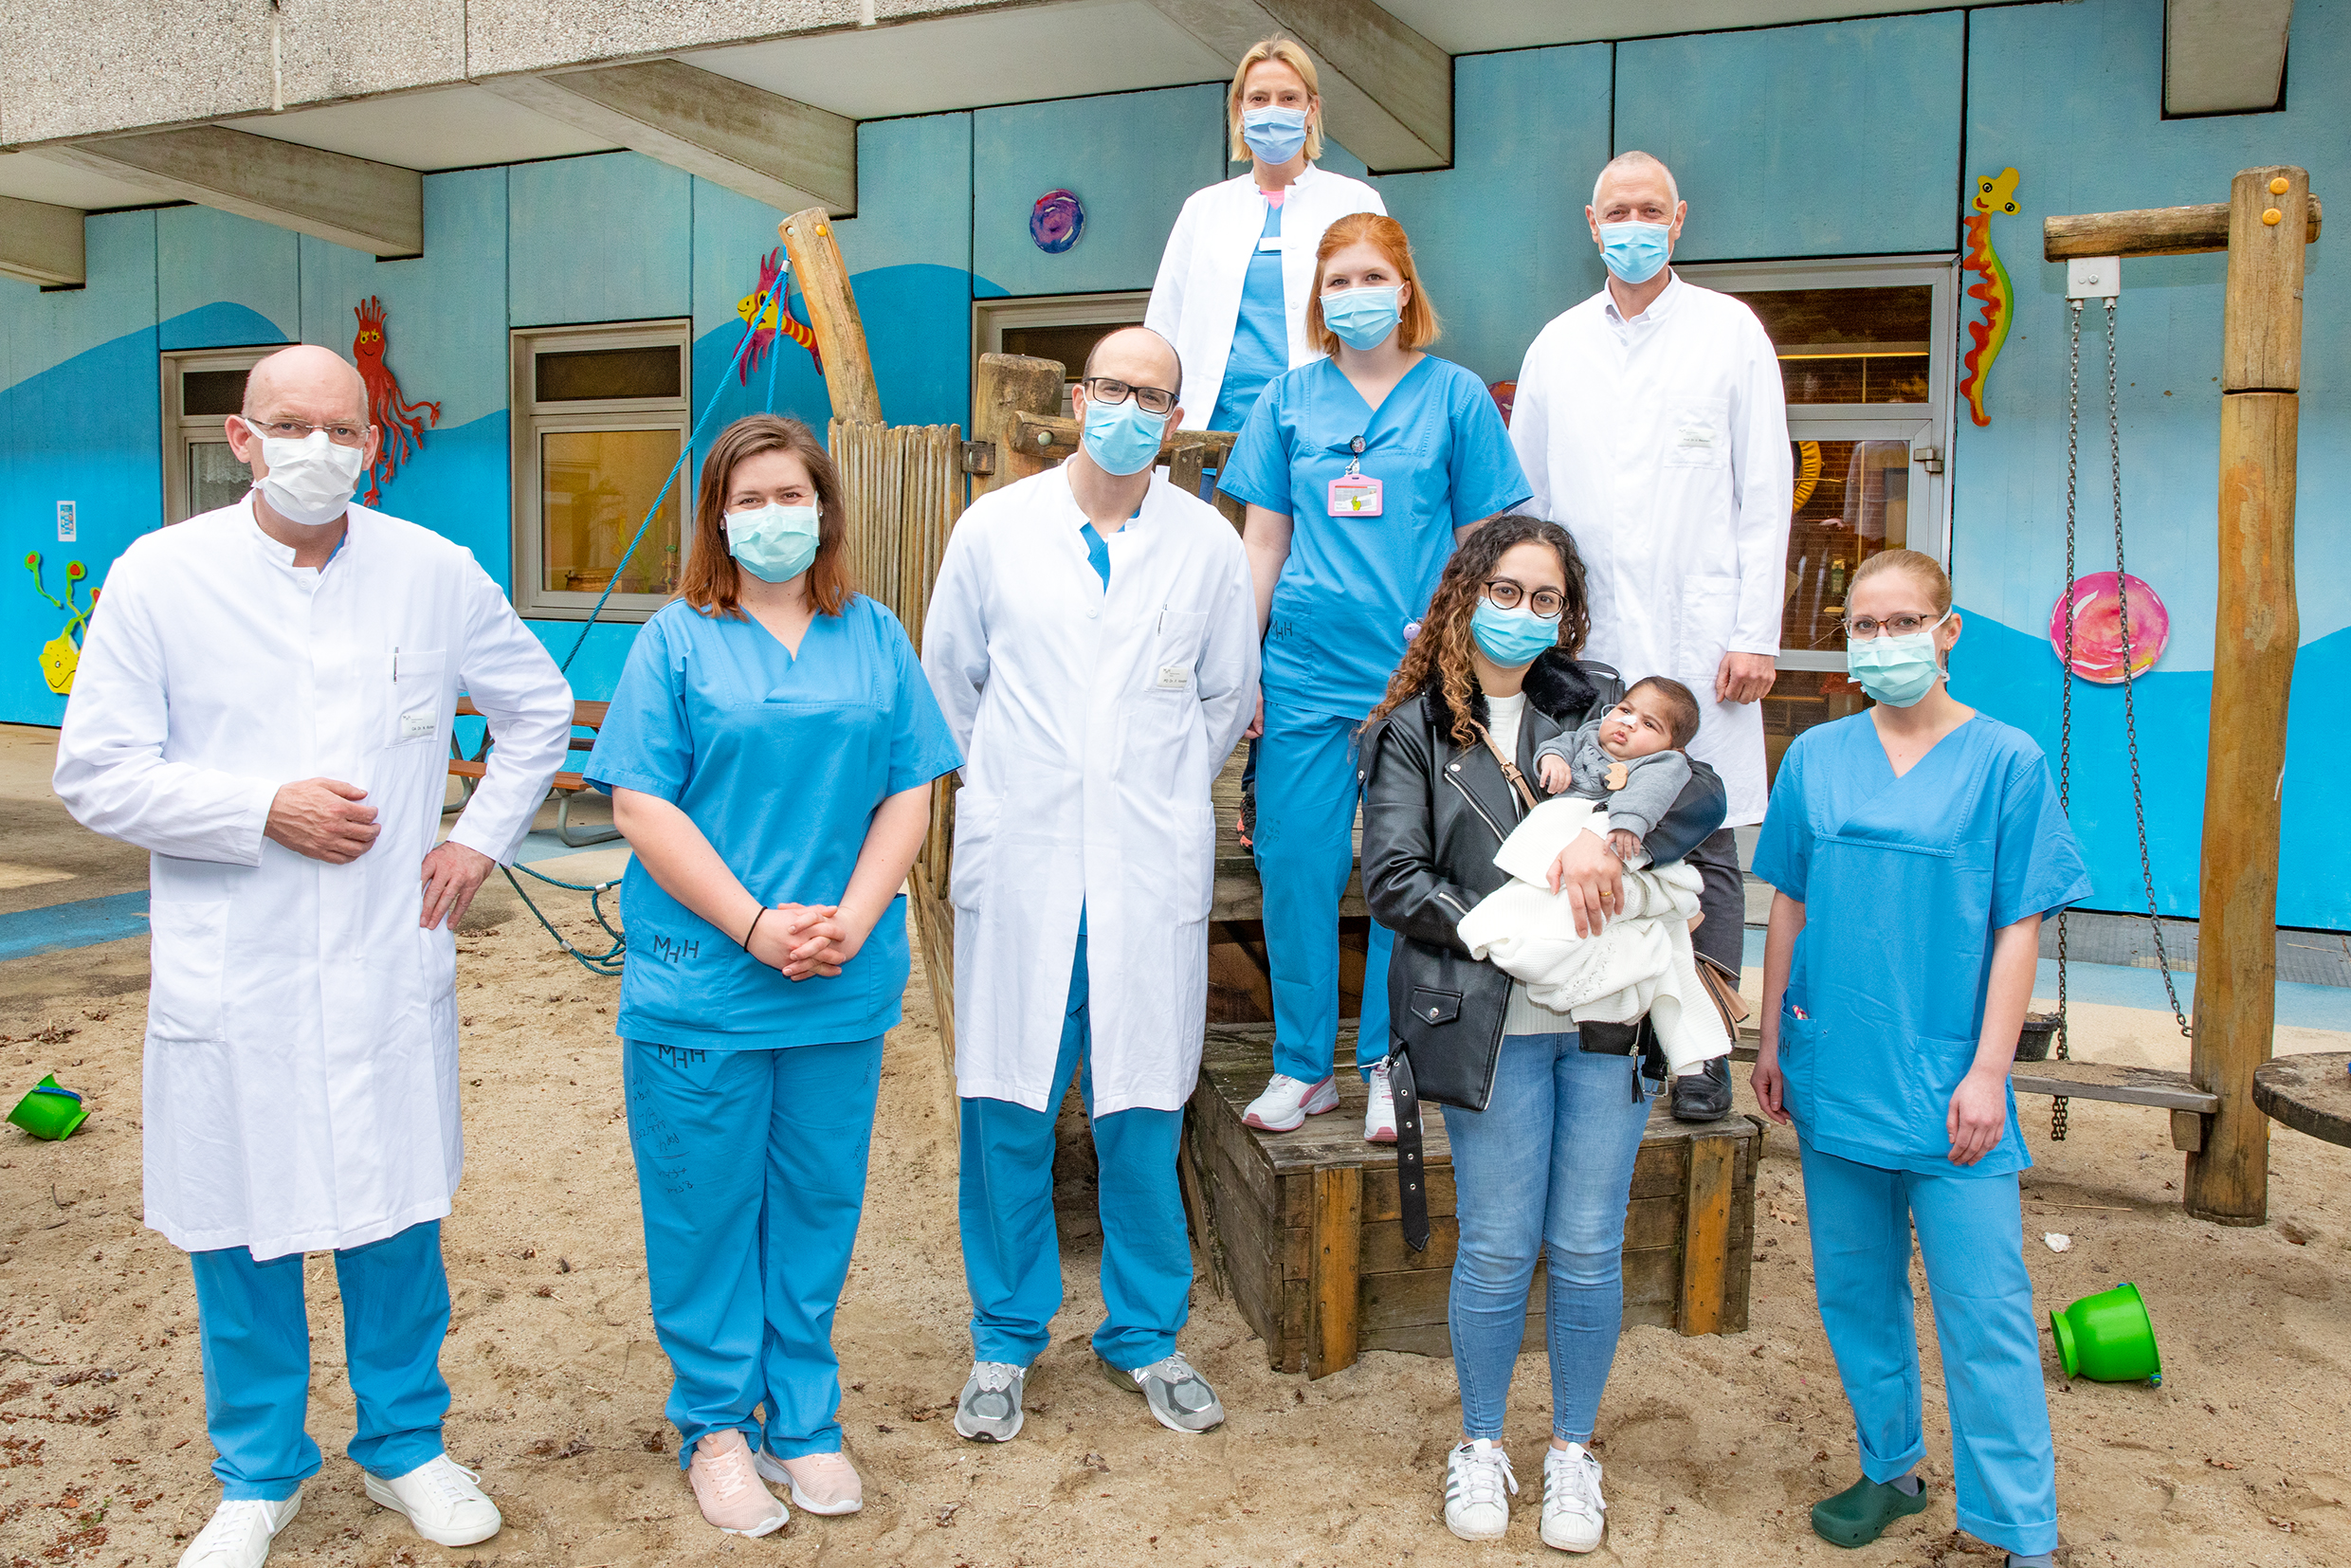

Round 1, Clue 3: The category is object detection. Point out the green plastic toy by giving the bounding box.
[2050,1281,2160,1385]
[6,1076,89,1141]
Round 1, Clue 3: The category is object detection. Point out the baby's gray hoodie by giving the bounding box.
[1534,716,1691,844]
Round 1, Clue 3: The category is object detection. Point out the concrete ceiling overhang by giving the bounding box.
[2164,0,2293,116]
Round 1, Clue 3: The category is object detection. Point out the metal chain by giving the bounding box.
[2054,301,2082,1140]
[2104,298,2194,1038]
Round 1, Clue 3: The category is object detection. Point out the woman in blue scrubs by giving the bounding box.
[1219,210,1530,1142]
[1750,549,2088,1568]
[587,414,960,1539]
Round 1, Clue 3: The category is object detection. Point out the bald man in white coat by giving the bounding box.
[55,346,574,1568]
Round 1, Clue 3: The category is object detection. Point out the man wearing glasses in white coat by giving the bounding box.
[1507,152,1794,1124]
[54,345,574,1568]
[923,327,1259,1445]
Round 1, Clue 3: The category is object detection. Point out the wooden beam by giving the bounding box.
[2009,1058,2221,1114]
[2170,1109,2207,1153]
[1306,1163,1362,1378]
[484,60,854,216]
[1677,1135,1736,1336]
[1010,410,1240,472]
[1144,0,1453,173]
[2188,165,2309,1228]
[969,354,1063,500]
[2043,194,2321,261]
[0,194,84,286]
[42,125,422,256]
[776,208,882,426]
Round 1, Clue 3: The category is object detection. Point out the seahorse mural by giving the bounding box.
[24,553,94,696]
[1959,168,2022,428]
[737,247,823,385]
[353,296,442,506]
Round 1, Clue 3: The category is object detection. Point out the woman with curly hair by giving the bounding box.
[1359,515,1725,1553]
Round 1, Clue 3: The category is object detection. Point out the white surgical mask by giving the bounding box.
[253,427,368,526]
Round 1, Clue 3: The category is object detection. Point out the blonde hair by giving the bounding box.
[1228,39,1323,163]
[1849,548,1952,613]
[1306,213,1440,356]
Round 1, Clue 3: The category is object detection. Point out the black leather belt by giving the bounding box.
[1391,1048,1431,1253]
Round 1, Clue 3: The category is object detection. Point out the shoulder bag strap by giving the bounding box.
[1467,720,1539,813]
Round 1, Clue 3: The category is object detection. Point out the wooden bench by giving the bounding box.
[447,697,618,848]
[1185,1022,1763,1379]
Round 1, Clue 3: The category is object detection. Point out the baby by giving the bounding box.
[1533,676,1702,866]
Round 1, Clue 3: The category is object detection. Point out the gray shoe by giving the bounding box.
[953,1360,1027,1442]
[1099,1350,1225,1434]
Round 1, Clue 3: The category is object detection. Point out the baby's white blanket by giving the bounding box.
[1453,797,1731,1074]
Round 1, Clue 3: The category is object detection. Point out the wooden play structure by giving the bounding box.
[775,207,1763,1368]
[2023,166,2324,1225]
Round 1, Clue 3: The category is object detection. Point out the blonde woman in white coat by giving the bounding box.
[1145,36,1385,438]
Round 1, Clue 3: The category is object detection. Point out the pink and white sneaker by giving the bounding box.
[1242,1072,1340,1132]
[1363,1062,1397,1143]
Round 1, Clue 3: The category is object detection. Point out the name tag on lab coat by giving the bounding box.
[1675,424,1717,454]
[399,704,436,740]
[1328,475,1383,517]
[1157,665,1189,690]
[1256,236,1283,253]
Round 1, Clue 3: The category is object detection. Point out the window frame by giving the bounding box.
[159,345,275,526]
[510,319,694,623]
[973,291,1153,417]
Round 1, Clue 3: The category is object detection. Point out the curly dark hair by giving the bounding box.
[1367,515,1590,747]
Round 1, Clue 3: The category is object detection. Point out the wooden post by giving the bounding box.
[2186,165,2308,1226]
[778,207,883,426]
[969,354,1063,499]
[1678,1135,1736,1335]
[1306,1164,1362,1378]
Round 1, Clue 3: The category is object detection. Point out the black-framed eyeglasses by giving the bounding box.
[1081,377,1176,416]
[1844,611,1942,639]
[243,416,368,447]
[1484,579,1565,619]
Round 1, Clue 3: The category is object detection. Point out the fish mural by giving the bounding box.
[1959,168,2021,428]
[353,296,441,506]
[24,553,95,696]
[738,248,822,385]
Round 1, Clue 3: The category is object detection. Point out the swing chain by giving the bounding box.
[2053,301,2082,1140]
[2104,299,2193,1041]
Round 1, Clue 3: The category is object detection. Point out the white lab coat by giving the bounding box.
[1145,165,1386,427]
[1511,274,1793,826]
[922,467,1259,1116]
[53,498,573,1260]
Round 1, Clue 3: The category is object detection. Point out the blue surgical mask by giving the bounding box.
[1596,220,1672,284]
[1470,598,1560,667]
[1081,393,1167,477]
[1846,616,1949,707]
[725,501,822,583]
[1322,285,1402,351]
[1241,105,1309,165]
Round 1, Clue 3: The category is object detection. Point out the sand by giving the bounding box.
[4,722,2349,1566]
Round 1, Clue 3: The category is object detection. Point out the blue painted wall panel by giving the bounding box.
[156,208,299,349]
[838,113,976,432]
[1616,11,1965,260]
[973,84,1224,298]
[1375,44,1613,385]
[508,153,693,328]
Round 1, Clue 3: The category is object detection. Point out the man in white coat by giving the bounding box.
[54,345,574,1568]
[1508,152,1792,1123]
[922,327,1258,1443]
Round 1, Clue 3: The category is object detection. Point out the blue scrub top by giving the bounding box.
[1208,197,1288,436]
[1751,713,2091,1176]
[586,594,962,1051]
[1219,354,1530,719]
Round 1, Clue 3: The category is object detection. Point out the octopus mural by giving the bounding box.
[353,296,441,506]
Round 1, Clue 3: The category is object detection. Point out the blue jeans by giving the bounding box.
[190,1221,452,1501]
[624,1035,885,1468]
[1254,702,1394,1082]
[1444,1034,1655,1444]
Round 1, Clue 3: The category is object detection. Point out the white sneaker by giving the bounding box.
[1363,1062,1397,1143]
[363,1453,501,1547]
[1242,1072,1339,1132]
[177,1496,300,1568]
[1540,1441,1607,1553]
[1444,1439,1518,1541]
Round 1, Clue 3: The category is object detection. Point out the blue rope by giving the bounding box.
[764,260,787,414]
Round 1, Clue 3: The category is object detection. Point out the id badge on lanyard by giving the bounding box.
[1327,436,1383,518]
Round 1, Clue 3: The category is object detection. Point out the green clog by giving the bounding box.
[1811,1475,1931,1548]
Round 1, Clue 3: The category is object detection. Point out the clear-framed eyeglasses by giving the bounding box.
[1843,611,1946,640]
[242,416,368,447]
[1079,377,1176,415]
[1483,578,1565,619]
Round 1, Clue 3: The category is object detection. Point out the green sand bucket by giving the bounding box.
[7,1076,89,1141]
[2050,1281,2160,1385]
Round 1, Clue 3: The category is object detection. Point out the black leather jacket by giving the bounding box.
[1358,650,1728,1247]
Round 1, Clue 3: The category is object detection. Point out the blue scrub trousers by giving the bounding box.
[958,934,1193,1372]
[189,1220,451,1501]
[624,1035,884,1468]
[1254,702,1394,1083]
[1798,1139,2059,1557]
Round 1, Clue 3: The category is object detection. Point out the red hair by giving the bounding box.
[1306,212,1440,356]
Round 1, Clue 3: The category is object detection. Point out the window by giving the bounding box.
[974,292,1151,416]
[160,348,273,524]
[1677,256,1959,779]
[511,321,692,622]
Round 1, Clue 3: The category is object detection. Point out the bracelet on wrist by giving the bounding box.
[740,906,768,950]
